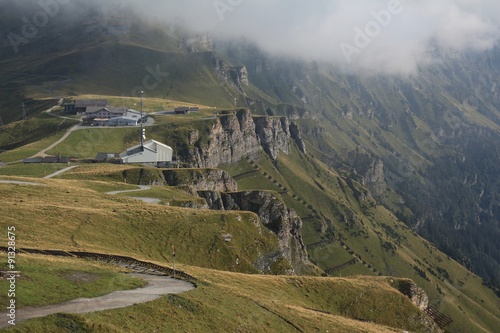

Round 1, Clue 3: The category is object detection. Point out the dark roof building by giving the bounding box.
[64,99,108,114]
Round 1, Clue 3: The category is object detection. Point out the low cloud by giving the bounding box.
[7,0,500,75]
[136,0,500,74]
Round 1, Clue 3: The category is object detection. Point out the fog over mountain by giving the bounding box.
[123,0,500,74]
[5,0,499,74]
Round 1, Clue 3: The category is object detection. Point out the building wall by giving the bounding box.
[155,145,173,162]
[122,145,173,164]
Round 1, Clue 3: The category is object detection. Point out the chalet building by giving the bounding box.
[174,106,199,114]
[85,107,128,119]
[88,109,146,126]
[64,99,108,114]
[107,116,140,126]
[120,140,173,166]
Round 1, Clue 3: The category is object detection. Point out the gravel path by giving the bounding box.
[106,186,162,204]
[43,165,78,179]
[0,180,42,186]
[0,273,194,328]
[105,185,151,195]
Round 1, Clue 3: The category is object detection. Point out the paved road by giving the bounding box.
[0,273,194,328]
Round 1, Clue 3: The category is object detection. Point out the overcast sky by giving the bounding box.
[11,0,498,75]
[129,0,499,74]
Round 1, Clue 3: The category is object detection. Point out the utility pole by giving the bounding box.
[0,113,3,126]
[20,102,27,120]
[172,244,176,279]
[139,91,144,148]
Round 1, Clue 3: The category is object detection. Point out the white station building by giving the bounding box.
[120,140,173,166]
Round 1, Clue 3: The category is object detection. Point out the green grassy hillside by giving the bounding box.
[0,2,498,332]
[221,150,500,333]
[0,171,443,332]
[0,254,144,309]
[2,259,439,333]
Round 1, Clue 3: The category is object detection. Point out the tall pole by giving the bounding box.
[139,91,144,149]
[20,102,27,120]
[172,244,176,279]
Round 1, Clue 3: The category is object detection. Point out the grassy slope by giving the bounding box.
[2,259,436,333]
[0,254,144,309]
[0,113,78,157]
[0,176,282,274]
[0,171,444,333]
[222,149,500,333]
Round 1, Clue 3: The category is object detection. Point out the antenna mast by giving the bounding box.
[139,91,144,149]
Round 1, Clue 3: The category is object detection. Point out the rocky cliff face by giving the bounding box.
[188,109,305,167]
[198,190,310,274]
[163,169,237,192]
[409,284,429,310]
[212,55,248,91]
[189,109,261,167]
[348,152,387,200]
[253,116,291,160]
[363,158,387,199]
[289,122,307,154]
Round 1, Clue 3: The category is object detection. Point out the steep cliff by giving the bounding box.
[188,109,306,167]
[163,169,237,192]
[212,55,248,92]
[189,109,261,167]
[253,116,291,160]
[198,190,310,275]
[363,158,387,199]
[348,151,388,200]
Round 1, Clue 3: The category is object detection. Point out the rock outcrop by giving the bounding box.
[188,109,305,167]
[348,151,387,200]
[198,190,309,274]
[409,284,429,310]
[289,122,307,154]
[189,109,261,167]
[253,116,291,160]
[363,158,387,199]
[212,55,248,91]
[163,169,237,192]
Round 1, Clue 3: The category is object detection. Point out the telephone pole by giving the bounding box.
[172,244,176,279]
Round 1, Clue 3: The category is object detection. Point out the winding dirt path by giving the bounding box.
[106,185,161,204]
[43,165,78,179]
[0,273,194,328]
